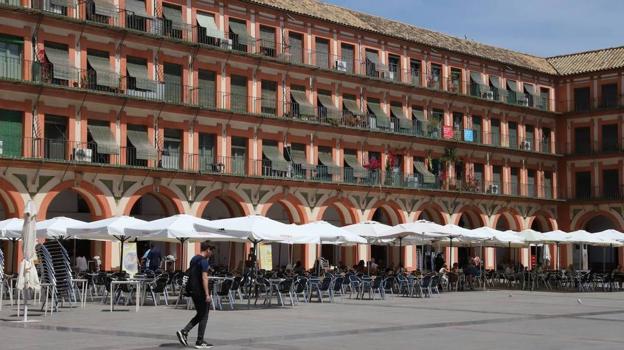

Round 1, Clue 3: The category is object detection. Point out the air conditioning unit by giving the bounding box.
[488,184,499,195]
[73,148,92,162]
[221,38,233,50]
[335,59,347,72]
[482,90,494,100]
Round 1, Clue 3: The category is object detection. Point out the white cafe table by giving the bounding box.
[72,278,89,308]
[109,280,140,312]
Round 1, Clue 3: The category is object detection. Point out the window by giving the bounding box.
[524,125,534,151]
[603,169,620,199]
[44,115,68,160]
[429,64,441,89]
[0,109,23,157]
[87,0,117,24]
[86,49,116,91]
[0,34,22,80]
[452,112,463,141]
[288,32,304,64]
[491,165,502,193]
[472,116,482,144]
[574,127,591,154]
[410,59,421,86]
[412,106,425,136]
[260,80,277,115]
[259,26,276,57]
[125,0,148,31]
[429,109,443,138]
[44,42,73,85]
[126,56,158,98]
[367,98,390,130]
[230,75,248,113]
[524,83,538,107]
[539,87,550,110]
[527,169,536,197]
[196,12,224,46]
[508,121,518,149]
[315,38,330,69]
[574,87,591,112]
[87,119,116,164]
[230,137,247,175]
[472,164,484,192]
[470,71,489,98]
[388,55,400,81]
[163,63,182,104]
[289,85,315,119]
[198,69,216,108]
[601,124,618,152]
[542,127,551,153]
[543,171,553,199]
[365,49,380,78]
[450,68,461,93]
[161,128,182,169]
[162,3,184,39]
[126,124,155,167]
[490,118,501,146]
[510,168,519,195]
[198,133,216,172]
[489,75,506,101]
[575,171,592,199]
[339,43,354,73]
[228,18,253,52]
[601,84,618,108]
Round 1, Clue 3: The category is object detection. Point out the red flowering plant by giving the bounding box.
[364,156,381,170]
[386,152,397,171]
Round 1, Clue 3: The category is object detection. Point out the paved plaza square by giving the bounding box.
[1,290,624,350]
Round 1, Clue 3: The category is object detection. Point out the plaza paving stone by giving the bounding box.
[1,290,623,349]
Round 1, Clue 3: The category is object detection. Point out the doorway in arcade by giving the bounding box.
[46,189,96,272]
[201,195,247,272]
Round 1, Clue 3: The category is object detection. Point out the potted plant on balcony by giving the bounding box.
[384,152,400,186]
[364,155,381,185]
[440,147,457,190]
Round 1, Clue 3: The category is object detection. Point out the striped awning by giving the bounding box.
[87,54,118,89]
[45,45,76,81]
[197,13,224,40]
[367,101,390,129]
[125,0,148,17]
[229,20,254,44]
[126,61,156,91]
[318,94,342,121]
[291,90,316,117]
[391,106,412,129]
[94,0,116,16]
[318,150,339,175]
[126,129,157,160]
[289,148,314,170]
[343,98,365,117]
[414,160,435,184]
[344,153,367,178]
[262,144,290,172]
[87,124,119,155]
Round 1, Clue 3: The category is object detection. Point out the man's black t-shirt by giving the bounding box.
[189,255,210,296]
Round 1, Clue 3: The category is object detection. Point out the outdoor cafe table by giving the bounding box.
[72,278,88,308]
[109,280,140,312]
[263,278,285,306]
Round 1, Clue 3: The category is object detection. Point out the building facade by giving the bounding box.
[0,0,621,272]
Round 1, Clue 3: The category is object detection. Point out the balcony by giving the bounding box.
[569,186,624,201]
[0,1,562,116]
[565,141,624,156]
[568,96,624,113]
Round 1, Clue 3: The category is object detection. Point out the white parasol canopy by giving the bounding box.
[194,215,294,243]
[294,221,366,245]
[36,216,86,239]
[514,229,548,244]
[593,229,624,243]
[543,230,573,243]
[0,218,24,239]
[343,221,393,243]
[567,230,621,246]
[379,220,446,242]
[440,224,493,242]
[67,216,147,240]
[17,201,40,292]
[125,214,238,243]
[474,227,526,247]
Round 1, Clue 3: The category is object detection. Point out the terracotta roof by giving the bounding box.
[547,46,624,76]
[246,0,559,75]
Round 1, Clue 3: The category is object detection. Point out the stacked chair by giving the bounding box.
[43,240,76,305]
[36,243,58,313]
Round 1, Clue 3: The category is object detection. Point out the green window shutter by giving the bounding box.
[230,75,248,112]
[164,63,182,104]
[0,109,23,157]
[198,69,216,108]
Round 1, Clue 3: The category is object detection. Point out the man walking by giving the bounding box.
[177,241,214,348]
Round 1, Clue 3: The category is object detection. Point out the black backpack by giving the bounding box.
[182,259,199,297]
